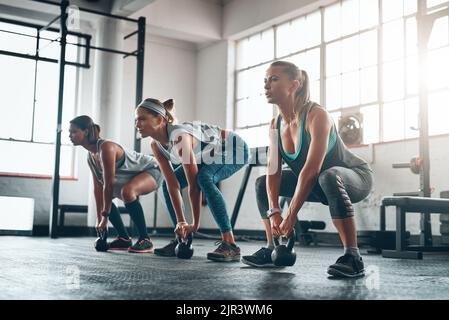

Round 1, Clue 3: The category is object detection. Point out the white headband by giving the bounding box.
[137,100,167,119]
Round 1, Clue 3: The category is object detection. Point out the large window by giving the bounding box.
[235,0,449,147]
[0,22,79,176]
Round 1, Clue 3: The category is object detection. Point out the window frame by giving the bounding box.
[233,0,449,146]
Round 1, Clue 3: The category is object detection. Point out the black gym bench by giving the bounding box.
[380,196,449,259]
[58,204,129,236]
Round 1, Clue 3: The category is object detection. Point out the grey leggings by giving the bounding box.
[256,165,373,219]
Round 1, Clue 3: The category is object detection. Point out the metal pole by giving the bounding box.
[31,31,40,142]
[230,165,253,228]
[49,0,69,238]
[134,17,145,153]
[417,0,432,246]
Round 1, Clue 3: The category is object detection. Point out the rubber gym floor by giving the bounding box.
[2,236,449,300]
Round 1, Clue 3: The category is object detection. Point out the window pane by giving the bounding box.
[0,141,73,176]
[310,79,320,103]
[33,62,58,142]
[428,47,449,91]
[326,75,342,110]
[304,10,321,48]
[32,63,78,144]
[236,71,250,100]
[324,2,341,42]
[307,48,321,81]
[404,97,419,139]
[382,0,403,22]
[360,104,379,143]
[406,55,418,95]
[236,38,250,69]
[360,66,377,104]
[236,96,273,128]
[62,66,78,145]
[236,125,270,148]
[359,0,379,30]
[341,35,359,73]
[360,30,377,68]
[428,16,449,50]
[405,17,417,56]
[0,56,34,140]
[428,90,449,135]
[326,41,341,77]
[383,59,404,101]
[236,29,274,69]
[329,111,341,127]
[383,19,404,62]
[342,71,360,107]
[0,22,36,55]
[403,0,417,15]
[342,0,359,36]
[237,64,268,100]
[276,21,296,57]
[279,11,321,55]
[383,100,405,141]
[286,48,320,81]
[427,0,448,8]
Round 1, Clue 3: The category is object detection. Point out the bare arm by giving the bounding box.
[267,117,282,211]
[87,162,104,223]
[151,140,187,224]
[285,108,332,223]
[99,142,117,216]
[175,134,201,229]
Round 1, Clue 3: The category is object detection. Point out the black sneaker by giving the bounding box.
[153,239,177,257]
[128,238,153,253]
[207,241,241,262]
[108,237,132,251]
[241,247,275,267]
[327,254,365,278]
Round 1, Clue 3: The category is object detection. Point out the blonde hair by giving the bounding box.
[270,61,310,115]
[139,98,176,123]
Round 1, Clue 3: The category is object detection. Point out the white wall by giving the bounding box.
[132,0,222,43]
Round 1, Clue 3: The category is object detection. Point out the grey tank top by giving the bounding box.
[87,139,158,184]
[156,121,223,164]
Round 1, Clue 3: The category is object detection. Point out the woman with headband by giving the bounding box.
[135,98,249,262]
[69,115,162,253]
[240,61,373,278]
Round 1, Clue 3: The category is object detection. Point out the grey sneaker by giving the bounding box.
[128,238,153,253]
[108,237,132,251]
[153,239,177,257]
[241,247,274,267]
[207,241,241,262]
[327,254,365,278]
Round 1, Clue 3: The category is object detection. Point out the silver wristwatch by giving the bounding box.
[266,208,282,219]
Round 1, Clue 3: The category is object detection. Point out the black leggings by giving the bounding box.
[256,165,373,219]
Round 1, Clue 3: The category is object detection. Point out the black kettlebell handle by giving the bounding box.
[97,228,108,240]
[177,233,193,246]
[273,230,296,249]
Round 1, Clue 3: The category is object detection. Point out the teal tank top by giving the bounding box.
[277,102,369,176]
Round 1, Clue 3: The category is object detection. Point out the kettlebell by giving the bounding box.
[271,231,296,267]
[175,233,194,259]
[94,229,109,252]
